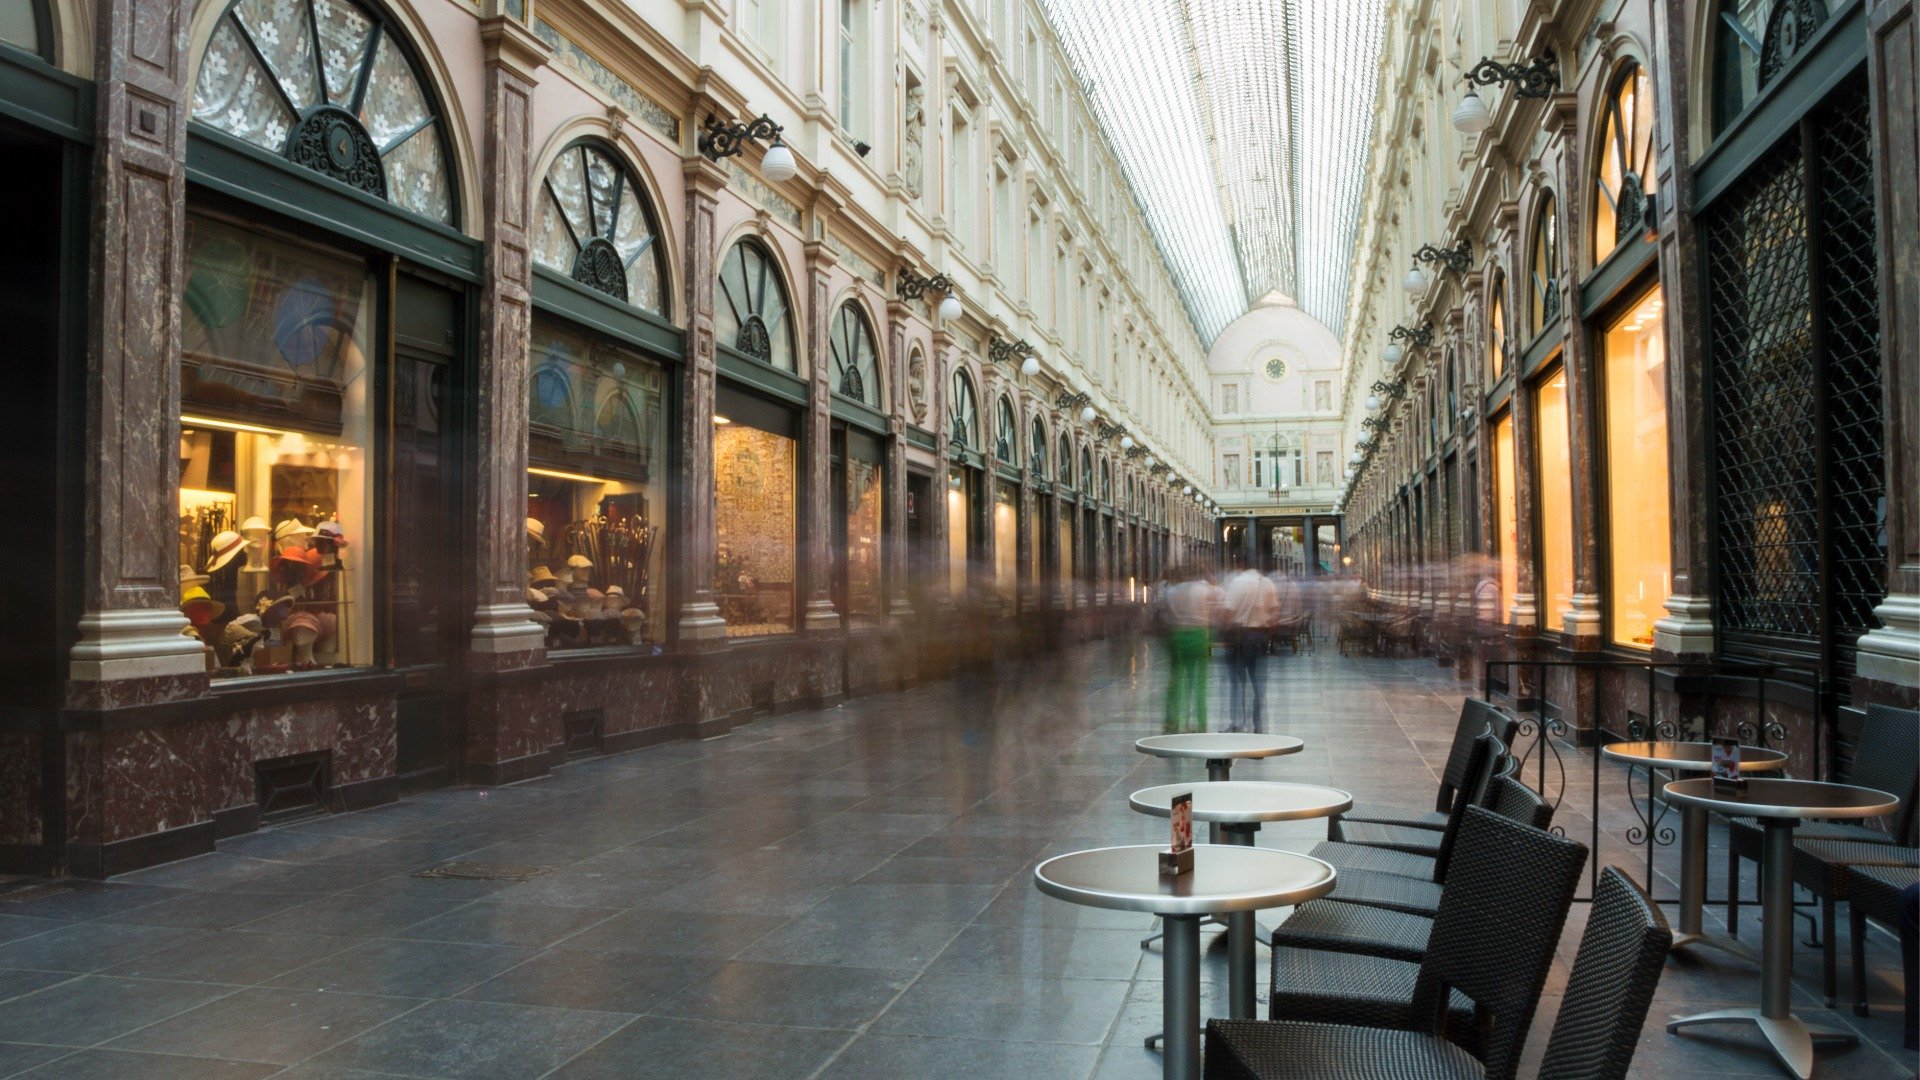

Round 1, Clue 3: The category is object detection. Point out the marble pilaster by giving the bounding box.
[676,157,730,642]
[801,240,839,631]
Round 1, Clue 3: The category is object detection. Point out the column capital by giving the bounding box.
[480,15,552,79]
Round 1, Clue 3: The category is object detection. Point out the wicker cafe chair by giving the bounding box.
[1724,704,1919,1004]
[1331,753,1523,858]
[1847,864,1920,1017]
[1331,699,1520,840]
[1208,808,1590,1080]
[1311,733,1506,882]
[1272,778,1558,961]
[1792,841,1920,1007]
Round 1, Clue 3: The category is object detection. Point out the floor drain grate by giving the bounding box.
[415,862,555,883]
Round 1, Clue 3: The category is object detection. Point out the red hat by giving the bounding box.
[272,545,328,588]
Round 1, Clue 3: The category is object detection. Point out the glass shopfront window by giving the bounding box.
[1535,368,1573,632]
[1601,288,1671,648]
[994,485,1017,604]
[947,474,970,598]
[1593,64,1655,266]
[524,318,668,650]
[843,431,884,626]
[178,215,375,679]
[1493,413,1518,623]
[714,388,799,636]
[1487,273,1507,381]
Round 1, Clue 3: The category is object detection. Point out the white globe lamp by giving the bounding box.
[1020,356,1040,377]
[760,140,798,183]
[1402,266,1428,297]
[1452,86,1492,134]
[937,293,963,321]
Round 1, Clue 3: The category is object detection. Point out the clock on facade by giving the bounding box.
[1263,356,1288,382]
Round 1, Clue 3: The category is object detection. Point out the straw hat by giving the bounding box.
[239,516,272,545]
[258,593,294,628]
[274,518,317,545]
[179,586,226,624]
[527,518,545,544]
[566,554,593,570]
[179,563,210,589]
[205,530,248,573]
[529,565,560,588]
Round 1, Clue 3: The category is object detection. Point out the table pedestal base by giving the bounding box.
[1158,914,1202,1080]
[1666,1009,1856,1080]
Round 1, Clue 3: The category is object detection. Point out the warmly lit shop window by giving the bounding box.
[525,319,668,650]
[1534,368,1573,631]
[1601,288,1671,647]
[1493,414,1518,623]
[948,474,970,598]
[844,434,884,627]
[1593,64,1655,266]
[1058,513,1075,606]
[994,486,1018,604]
[178,216,373,679]
[714,389,799,636]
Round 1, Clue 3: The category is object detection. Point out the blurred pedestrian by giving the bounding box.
[1222,567,1277,732]
[1161,566,1217,733]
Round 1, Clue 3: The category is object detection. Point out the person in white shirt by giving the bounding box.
[1222,568,1278,732]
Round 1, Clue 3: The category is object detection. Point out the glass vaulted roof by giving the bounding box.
[1042,0,1386,343]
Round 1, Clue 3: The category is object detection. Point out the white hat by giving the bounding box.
[179,563,210,589]
[274,518,317,545]
[239,516,271,544]
[205,530,248,572]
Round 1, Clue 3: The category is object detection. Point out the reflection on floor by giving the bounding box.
[0,640,1911,1078]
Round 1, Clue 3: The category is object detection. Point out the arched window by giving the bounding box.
[1058,434,1074,485]
[1029,416,1049,475]
[1710,0,1831,136]
[191,0,455,224]
[1528,194,1561,338]
[1080,448,1093,494]
[0,0,48,58]
[1593,64,1656,265]
[531,359,574,433]
[715,239,796,370]
[534,142,665,313]
[948,368,978,450]
[1487,270,1508,382]
[1100,461,1111,503]
[829,301,880,406]
[994,396,1017,463]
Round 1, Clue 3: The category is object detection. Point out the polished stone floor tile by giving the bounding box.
[0,922,210,975]
[11,1048,280,1079]
[872,973,1133,1045]
[104,987,422,1065]
[102,931,356,987]
[651,960,911,1030]
[310,999,630,1079]
[546,1017,847,1079]
[0,976,237,1046]
[818,1032,1103,1079]
[268,938,534,999]
[455,950,718,1015]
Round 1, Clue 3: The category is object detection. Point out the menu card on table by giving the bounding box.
[1710,738,1746,795]
[1160,792,1195,875]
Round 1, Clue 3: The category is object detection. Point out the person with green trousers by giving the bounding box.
[1161,567,1220,733]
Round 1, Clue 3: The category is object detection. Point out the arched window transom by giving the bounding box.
[829,301,880,406]
[192,0,453,223]
[1058,434,1074,486]
[715,240,796,370]
[1593,64,1655,265]
[535,142,664,313]
[1029,416,1049,476]
[994,396,1018,463]
[1487,271,1507,382]
[948,368,978,450]
[1529,195,1561,338]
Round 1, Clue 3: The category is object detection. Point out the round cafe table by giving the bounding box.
[1035,845,1336,1080]
[1129,781,1354,1021]
[1135,734,1305,838]
[1599,741,1787,950]
[1662,778,1900,1079]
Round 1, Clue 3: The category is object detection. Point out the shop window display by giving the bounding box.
[524,319,667,649]
[533,141,666,313]
[190,0,454,224]
[994,486,1017,603]
[714,394,799,636]
[1535,368,1574,632]
[1493,413,1518,623]
[947,475,970,599]
[178,215,374,678]
[1601,288,1671,647]
[844,435,884,626]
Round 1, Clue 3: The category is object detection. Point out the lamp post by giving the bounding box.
[698,114,797,181]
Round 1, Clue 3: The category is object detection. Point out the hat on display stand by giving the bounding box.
[258,592,295,629]
[527,518,545,545]
[239,516,272,546]
[205,530,248,573]
[274,518,317,546]
[273,545,328,588]
[180,586,225,625]
[179,563,210,590]
[315,520,348,548]
[529,565,560,589]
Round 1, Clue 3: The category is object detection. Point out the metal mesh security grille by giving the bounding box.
[1706,141,1817,640]
[1704,73,1883,675]
[1810,79,1887,668]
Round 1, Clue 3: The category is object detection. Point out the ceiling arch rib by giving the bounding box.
[1041,0,1386,345]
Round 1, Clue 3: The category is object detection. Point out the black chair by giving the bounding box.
[1270,778,1557,961]
[1310,733,1508,882]
[1331,699,1520,840]
[1846,863,1920,1018]
[1204,809,1594,1080]
[1725,704,1919,1004]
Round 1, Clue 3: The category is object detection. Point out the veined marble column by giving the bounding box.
[885,300,914,620]
[467,14,550,670]
[1545,96,1604,652]
[67,0,204,707]
[676,158,729,642]
[801,240,839,631]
